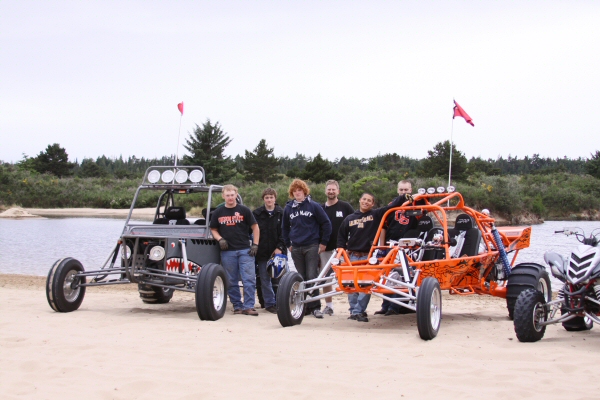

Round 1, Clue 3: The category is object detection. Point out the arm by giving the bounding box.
[281,207,291,248]
[275,211,286,254]
[315,204,332,250]
[210,228,222,241]
[251,223,260,245]
[337,218,349,250]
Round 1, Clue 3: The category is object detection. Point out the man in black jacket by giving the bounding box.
[253,188,287,313]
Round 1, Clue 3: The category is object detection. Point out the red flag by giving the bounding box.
[177,102,184,115]
[453,100,474,126]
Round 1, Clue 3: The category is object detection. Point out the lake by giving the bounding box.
[1,218,598,291]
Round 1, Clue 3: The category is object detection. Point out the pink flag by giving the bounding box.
[177,102,184,115]
[453,100,474,126]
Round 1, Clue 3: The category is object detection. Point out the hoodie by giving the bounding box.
[282,195,332,248]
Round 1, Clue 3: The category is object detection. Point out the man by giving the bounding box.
[376,180,419,316]
[320,180,354,316]
[253,188,286,314]
[337,191,411,322]
[282,179,332,318]
[210,185,260,316]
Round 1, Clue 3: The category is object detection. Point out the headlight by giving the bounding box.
[175,170,188,183]
[436,186,445,193]
[161,170,174,183]
[122,245,132,259]
[149,246,165,261]
[147,170,160,184]
[427,187,436,194]
[418,188,426,195]
[447,185,456,193]
[189,169,203,183]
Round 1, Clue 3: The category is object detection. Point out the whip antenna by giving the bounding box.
[175,102,184,166]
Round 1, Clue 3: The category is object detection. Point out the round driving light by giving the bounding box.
[189,169,203,183]
[482,208,490,216]
[427,187,436,194]
[418,188,426,195]
[161,170,175,183]
[147,170,160,184]
[175,170,188,183]
[369,257,378,265]
[437,186,445,193]
[149,246,165,261]
[122,245,132,259]
[447,185,456,193]
[330,258,340,266]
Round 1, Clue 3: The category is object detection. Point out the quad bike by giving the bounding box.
[276,186,550,340]
[46,166,231,321]
[513,227,600,342]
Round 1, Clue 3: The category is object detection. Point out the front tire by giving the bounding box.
[416,277,442,340]
[514,289,547,342]
[276,272,305,327]
[138,284,174,304]
[46,258,86,312]
[195,263,228,321]
[506,263,551,320]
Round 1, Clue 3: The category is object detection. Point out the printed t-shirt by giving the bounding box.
[322,200,354,251]
[210,204,257,250]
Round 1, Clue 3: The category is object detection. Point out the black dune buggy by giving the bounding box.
[46,165,233,321]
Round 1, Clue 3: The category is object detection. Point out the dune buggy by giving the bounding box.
[46,166,231,321]
[513,227,600,342]
[276,187,551,340]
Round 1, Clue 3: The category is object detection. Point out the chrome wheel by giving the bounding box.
[537,278,548,300]
[213,275,225,311]
[532,301,546,332]
[289,281,304,319]
[430,287,441,330]
[63,270,81,302]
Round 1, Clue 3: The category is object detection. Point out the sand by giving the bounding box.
[0,207,45,219]
[23,207,156,220]
[1,273,599,399]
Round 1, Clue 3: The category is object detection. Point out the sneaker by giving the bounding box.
[322,306,334,316]
[374,308,387,315]
[242,308,259,316]
[347,314,358,320]
[265,306,277,314]
[312,309,324,319]
[356,314,369,322]
[234,309,242,315]
[385,308,399,316]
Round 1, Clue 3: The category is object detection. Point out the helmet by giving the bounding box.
[266,254,288,279]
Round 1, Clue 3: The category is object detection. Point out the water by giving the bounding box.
[1,218,598,285]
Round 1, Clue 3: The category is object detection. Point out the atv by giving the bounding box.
[513,227,600,342]
[276,186,550,340]
[46,166,231,321]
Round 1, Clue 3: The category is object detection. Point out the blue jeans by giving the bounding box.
[220,249,256,310]
[291,244,321,312]
[347,253,371,315]
[256,260,276,308]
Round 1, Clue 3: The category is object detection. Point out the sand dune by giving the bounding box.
[1,273,599,399]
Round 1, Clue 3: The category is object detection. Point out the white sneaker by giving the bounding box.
[312,309,324,319]
[322,306,334,316]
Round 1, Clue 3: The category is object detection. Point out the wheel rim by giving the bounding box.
[429,287,441,330]
[537,278,548,300]
[584,316,593,328]
[63,270,81,302]
[212,276,225,311]
[289,281,304,319]
[532,302,546,332]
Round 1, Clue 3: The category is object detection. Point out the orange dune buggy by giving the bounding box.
[276,187,551,340]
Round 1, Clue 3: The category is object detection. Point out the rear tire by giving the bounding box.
[416,277,442,340]
[276,272,305,327]
[562,316,593,331]
[138,284,174,304]
[506,263,551,320]
[195,263,228,321]
[46,258,86,312]
[514,289,547,342]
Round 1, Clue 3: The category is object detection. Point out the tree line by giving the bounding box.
[9,119,600,183]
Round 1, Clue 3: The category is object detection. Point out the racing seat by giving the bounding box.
[447,213,481,257]
[401,216,433,261]
[421,227,446,261]
[153,206,190,225]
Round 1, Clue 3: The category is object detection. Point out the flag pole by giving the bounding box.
[175,113,182,167]
[448,107,454,188]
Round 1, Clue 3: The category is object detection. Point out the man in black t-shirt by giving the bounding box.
[210,184,260,316]
[320,179,354,316]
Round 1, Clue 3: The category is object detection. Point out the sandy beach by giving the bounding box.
[1,274,599,399]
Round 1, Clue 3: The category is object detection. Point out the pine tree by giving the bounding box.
[33,143,74,177]
[182,120,236,183]
[586,150,600,179]
[299,153,342,183]
[243,139,280,182]
[420,140,467,181]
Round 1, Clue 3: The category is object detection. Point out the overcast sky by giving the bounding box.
[1,1,599,164]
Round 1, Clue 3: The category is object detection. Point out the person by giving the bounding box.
[320,180,354,316]
[282,179,332,318]
[337,191,411,322]
[253,188,286,314]
[210,184,260,316]
[376,180,419,316]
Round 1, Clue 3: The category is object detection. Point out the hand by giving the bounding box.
[318,244,326,254]
[405,193,414,203]
[274,248,282,255]
[249,243,258,257]
[218,238,229,250]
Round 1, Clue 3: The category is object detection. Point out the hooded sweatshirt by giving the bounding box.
[282,195,332,248]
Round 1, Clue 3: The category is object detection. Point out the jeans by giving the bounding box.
[220,249,256,310]
[347,253,371,315]
[256,260,276,308]
[291,244,321,311]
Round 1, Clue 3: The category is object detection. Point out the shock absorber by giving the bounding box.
[490,223,512,278]
[594,281,600,300]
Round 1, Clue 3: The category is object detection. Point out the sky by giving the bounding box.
[1,1,599,164]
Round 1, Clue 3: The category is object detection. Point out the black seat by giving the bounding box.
[447,213,482,257]
[421,227,446,261]
[163,206,190,225]
[403,216,433,241]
